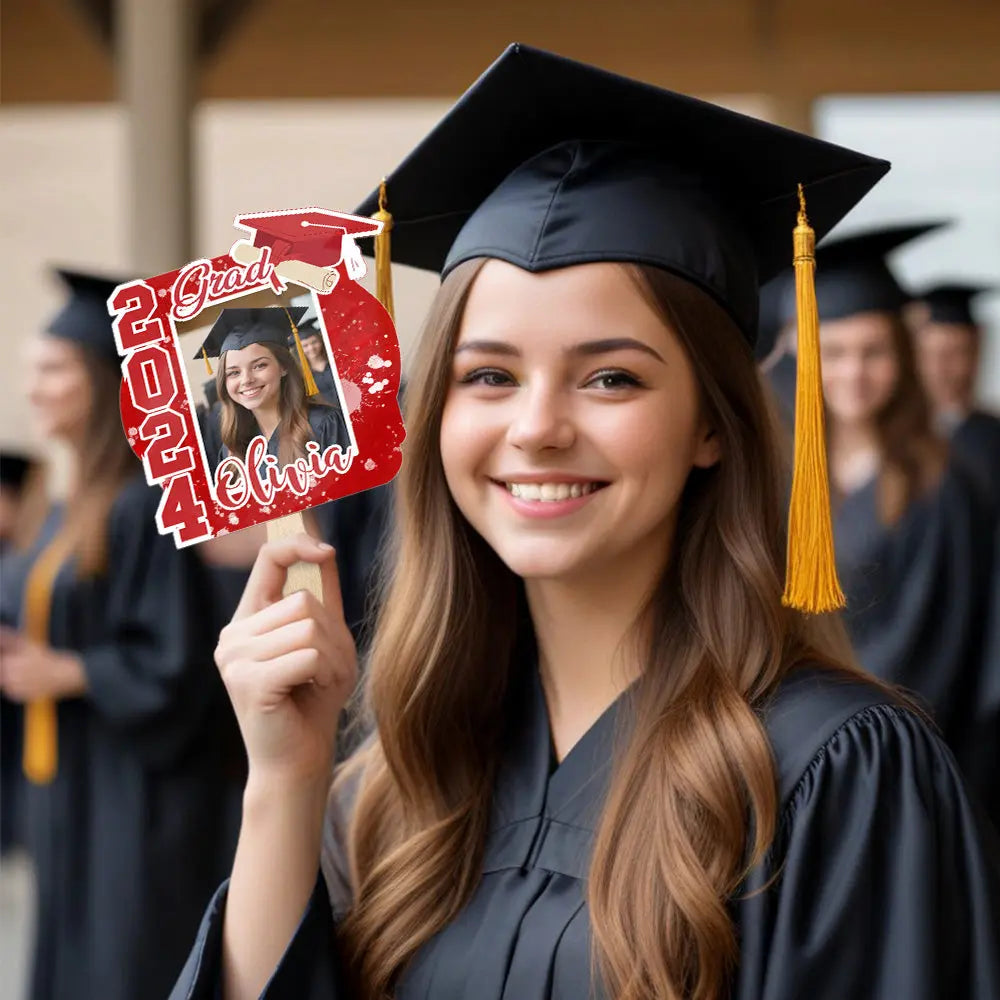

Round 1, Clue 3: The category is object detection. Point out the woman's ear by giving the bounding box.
[692,422,722,469]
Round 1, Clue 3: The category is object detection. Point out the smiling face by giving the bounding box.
[438,260,720,584]
[27,335,93,442]
[820,311,900,427]
[223,343,285,413]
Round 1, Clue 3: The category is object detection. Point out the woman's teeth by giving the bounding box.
[506,482,600,501]
[241,387,262,398]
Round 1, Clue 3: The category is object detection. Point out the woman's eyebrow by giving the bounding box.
[454,339,519,356]
[569,338,665,363]
[454,337,664,363]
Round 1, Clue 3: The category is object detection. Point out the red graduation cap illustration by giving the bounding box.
[231,208,384,290]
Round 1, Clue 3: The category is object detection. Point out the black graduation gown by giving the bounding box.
[311,364,340,407]
[832,461,995,813]
[0,477,242,1000]
[971,521,1000,832]
[950,409,1000,512]
[169,663,1000,999]
[218,403,350,468]
[1,537,25,852]
[198,402,223,480]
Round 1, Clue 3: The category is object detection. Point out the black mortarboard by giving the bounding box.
[46,268,129,365]
[912,282,993,327]
[197,307,309,360]
[773,222,947,326]
[353,43,890,346]
[290,315,322,343]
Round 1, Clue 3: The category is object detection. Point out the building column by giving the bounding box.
[116,0,194,274]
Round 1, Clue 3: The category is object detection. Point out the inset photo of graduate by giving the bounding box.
[191,304,351,482]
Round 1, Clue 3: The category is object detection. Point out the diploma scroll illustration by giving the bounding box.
[108,207,405,549]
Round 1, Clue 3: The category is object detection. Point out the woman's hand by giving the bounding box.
[0,627,88,701]
[214,533,358,786]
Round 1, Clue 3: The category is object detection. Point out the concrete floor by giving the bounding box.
[0,851,34,1000]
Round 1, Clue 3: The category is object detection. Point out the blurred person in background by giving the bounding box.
[171,47,1000,1000]
[756,277,798,428]
[771,225,996,820]
[0,269,244,1000]
[909,282,1000,830]
[291,314,341,406]
[1,451,40,857]
[909,282,1000,510]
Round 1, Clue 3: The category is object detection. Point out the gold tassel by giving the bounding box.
[782,184,846,614]
[202,347,213,376]
[21,533,73,784]
[372,179,395,324]
[285,307,319,397]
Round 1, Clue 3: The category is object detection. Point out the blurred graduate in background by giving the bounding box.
[0,269,244,1000]
[768,225,996,820]
[0,450,40,856]
[289,311,341,406]
[909,281,1000,510]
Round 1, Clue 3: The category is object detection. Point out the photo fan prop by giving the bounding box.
[109,207,405,596]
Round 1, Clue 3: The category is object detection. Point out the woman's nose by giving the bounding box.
[505,384,576,452]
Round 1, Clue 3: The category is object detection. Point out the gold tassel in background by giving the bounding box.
[372,179,395,324]
[782,184,846,614]
[21,533,72,784]
[285,307,319,397]
[201,347,213,376]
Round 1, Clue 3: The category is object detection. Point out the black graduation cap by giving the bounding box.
[911,282,993,327]
[770,221,947,329]
[46,268,130,365]
[353,43,890,346]
[196,307,308,360]
[289,314,321,343]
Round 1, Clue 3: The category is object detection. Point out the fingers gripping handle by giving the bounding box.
[265,513,325,600]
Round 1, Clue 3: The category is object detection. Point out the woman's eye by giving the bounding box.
[585,369,643,390]
[458,368,515,387]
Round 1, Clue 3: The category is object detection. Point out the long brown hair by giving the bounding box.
[866,313,946,524]
[336,260,861,1000]
[216,342,321,466]
[19,346,138,576]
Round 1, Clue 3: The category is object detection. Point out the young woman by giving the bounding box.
[798,227,996,819]
[172,46,1000,1000]
[200,306,350,469]
[0,269,244,1000]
